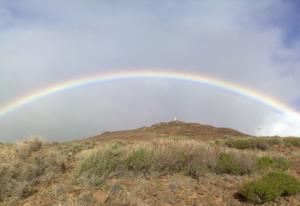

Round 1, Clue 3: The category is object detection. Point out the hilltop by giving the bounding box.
[0,121,300,206]
[88,121,248,142]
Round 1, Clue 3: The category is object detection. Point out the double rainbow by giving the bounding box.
[0,70,299,118]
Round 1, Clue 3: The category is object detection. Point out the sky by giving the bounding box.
[1,0,300,141]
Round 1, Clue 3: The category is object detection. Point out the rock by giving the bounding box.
[169,182,177,192]
[214,197,223,205]
[93,191,108,203]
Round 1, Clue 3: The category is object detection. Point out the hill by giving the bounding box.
[0,121,300,206]
[88,121,248,142]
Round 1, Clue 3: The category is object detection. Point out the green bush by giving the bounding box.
[226,137,283,151]
[257,157,274,169]
[74,140,263,187]
[226,139,269,150]
[74,141,125,186]
[216,153,249,175]
[74,140,220,186]
[240,172,300,204]
[126,148,152,171]
[257,156,290,171]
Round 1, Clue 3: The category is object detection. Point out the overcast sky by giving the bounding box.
[1,0,300,141]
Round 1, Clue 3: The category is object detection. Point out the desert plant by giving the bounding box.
[74,139,263,187]
[0,138,64,202]
[226,137,283,151]
[272,156,290,171]
[216,153,254,175]
[240,172,300,204]
[283,137,300,147]
[256,156,290,171]
[74,140,221,186]
[74,141,125,186]
[126,148,152,172]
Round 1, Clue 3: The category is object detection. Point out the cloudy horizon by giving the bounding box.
[1,0,300,141]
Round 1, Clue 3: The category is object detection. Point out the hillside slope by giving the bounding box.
[1,121,300,206]
[88,121,248,142]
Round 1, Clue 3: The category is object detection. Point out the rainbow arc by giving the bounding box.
[0,70,299,118]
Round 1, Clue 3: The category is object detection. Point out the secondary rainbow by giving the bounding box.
[0,70,299,118]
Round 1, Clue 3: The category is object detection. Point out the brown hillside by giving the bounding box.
[87,121,249,142]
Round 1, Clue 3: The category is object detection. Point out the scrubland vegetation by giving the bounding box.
[74,139,292,187]
[225,137,300,150]
[0,138,64,202]
[0,124,300,205]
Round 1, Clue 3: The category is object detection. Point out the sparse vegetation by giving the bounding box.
[226,137,300,151]
[0,138,64,202]
[74,141,125,187]
[216,152,255,175]
[74,139,264,187]
[256,156,290,171]
[126,148,153,172]
[1,122,300,205]
[225,137,282,150]
[240,172,300,204]
[283,137,300,147]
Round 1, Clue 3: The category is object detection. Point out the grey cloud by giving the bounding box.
[0,0,300,140]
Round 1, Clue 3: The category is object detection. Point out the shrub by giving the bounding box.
[273,156,290,171]
[74,140,222,186]
[0,138,64,202]
[226,139,269,150]
[74,139,262,187]
[257,157,274,169]
[74,141,125,186]
[257,156,290,171]
[240,172,300,204]
[283,137,300,147]
[216,153,253,175]
[226,137,282,151]
[126,148,152,171]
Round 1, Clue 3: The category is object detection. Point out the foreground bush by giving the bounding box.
[240,172,300,204]
[74,139,260,186]
[0,138,64,202]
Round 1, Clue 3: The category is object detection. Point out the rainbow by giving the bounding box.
[0,70,299,118]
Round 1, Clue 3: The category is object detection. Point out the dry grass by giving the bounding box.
[0,137,65,202]
[1,134,297,205]
[73,139,277,186]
